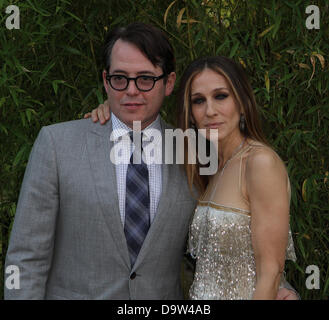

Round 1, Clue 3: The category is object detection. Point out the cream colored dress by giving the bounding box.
[188,144,296,300]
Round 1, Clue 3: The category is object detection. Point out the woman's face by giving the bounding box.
[190,68,242,143]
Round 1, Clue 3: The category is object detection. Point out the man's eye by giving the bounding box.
[139,76,153,82]
[113,75,125,81]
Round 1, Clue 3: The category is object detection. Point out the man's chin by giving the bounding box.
[114,110,157,130]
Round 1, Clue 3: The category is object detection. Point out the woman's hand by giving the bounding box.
[84,99,111,124]
[276,287,299,300]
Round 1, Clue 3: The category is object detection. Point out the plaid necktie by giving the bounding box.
[124,131,150,267]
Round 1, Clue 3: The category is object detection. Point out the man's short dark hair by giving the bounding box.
[103,22,175,76]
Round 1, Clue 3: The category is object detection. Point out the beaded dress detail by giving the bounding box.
[188,144,296,300]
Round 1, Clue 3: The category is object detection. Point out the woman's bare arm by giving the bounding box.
[246,148,290,299]
[84,99,111,124]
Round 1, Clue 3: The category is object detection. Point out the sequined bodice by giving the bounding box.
[188,201,296,300]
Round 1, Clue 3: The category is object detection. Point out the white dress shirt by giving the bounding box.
[111,113,162,225]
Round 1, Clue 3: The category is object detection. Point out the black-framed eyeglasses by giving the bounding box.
[106,73,165,92]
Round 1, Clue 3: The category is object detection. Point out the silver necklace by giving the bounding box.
[219,138,246,177]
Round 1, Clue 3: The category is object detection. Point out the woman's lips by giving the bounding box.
[204,122,224,129]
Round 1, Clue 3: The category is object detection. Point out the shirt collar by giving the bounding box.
[111,113,162,143]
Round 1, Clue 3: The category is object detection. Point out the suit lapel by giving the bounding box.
[86,121,130,269]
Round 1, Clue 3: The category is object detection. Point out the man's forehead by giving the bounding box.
[110,39,160,74]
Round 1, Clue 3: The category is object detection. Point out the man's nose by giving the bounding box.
[126,79,140,95]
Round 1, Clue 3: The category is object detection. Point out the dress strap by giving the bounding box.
[238,144,262,206]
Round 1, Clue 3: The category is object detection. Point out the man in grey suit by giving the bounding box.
[5,22,298,299]
[5,22,197,300]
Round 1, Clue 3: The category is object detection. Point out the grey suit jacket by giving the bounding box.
[4,118,197,299]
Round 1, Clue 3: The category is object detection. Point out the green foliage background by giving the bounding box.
[0,0,328,299]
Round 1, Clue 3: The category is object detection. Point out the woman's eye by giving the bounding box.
[192,98,204,104]
[215,94,228,100]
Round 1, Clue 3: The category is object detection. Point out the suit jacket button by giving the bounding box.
[130,272,137,280]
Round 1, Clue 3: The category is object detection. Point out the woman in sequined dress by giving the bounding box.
[176,56,296,299]
[84,56,297,300]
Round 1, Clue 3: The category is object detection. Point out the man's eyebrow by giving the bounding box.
[136,71,157,76]
[111,70,157,76]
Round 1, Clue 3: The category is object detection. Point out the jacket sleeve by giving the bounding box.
[4,126,59,299]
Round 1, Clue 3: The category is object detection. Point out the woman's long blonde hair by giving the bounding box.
[176,56,269,196]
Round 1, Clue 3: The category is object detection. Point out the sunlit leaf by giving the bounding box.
[258,25,275,38]
[164,0,177,26]
[265,71,270,93]
[177,8,186,29]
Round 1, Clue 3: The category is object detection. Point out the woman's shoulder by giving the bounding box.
[243,140,287,174]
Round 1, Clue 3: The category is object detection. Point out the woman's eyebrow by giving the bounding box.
[191,87,228,96]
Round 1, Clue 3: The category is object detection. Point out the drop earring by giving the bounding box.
[239,114,246,133]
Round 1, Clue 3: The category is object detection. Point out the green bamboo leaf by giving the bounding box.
[26,0,51,16]
[20,112,26,127]
[94,89,104,104]
[111,15,125,26]
[305,105,321,115]
[26,109,32,123]
[52,80,66,95]
[293,263,304,274]
[30,99,44,107]
[272,15,282,38]
[0,123,8,135]
[0,97,6,108]
[52,81,58,95]
[229,41,239,58]
[323,276,329,298]
[62,46,83,56]
[39,61,56,85]
[9,87,19,107]
[277,73,294,85]
[64,10,82,22]
[12,145,31,167]
[297,237,306,259]
[216,39,230,55]
[25,108,37,122]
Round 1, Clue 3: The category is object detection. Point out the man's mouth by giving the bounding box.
[122,103,144,110]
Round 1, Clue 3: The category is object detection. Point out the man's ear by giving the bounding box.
[165,72,176,96]
[102,70,110,94]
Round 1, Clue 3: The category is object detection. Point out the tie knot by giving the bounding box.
[129,131,143,145]
[129,131,145,164]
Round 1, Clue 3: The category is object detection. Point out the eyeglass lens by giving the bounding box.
[110,75,155,91]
